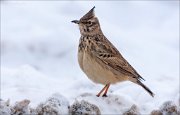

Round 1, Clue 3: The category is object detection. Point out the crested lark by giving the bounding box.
[72,6,154,97]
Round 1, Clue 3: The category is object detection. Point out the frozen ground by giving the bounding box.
[1,1,179,114]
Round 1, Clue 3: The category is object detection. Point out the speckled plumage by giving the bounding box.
[72,6,154,97]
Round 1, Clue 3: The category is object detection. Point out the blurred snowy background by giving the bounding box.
[1,1,179,114]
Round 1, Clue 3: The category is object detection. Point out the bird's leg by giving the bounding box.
[96,84,108,97]
[102,84,110,97]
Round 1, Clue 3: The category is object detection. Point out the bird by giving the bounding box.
[72,6,154,97]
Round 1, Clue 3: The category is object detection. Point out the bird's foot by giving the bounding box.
[96,94,100,97]
[102,94,107,97]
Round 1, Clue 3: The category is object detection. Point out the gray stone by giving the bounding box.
[160,101,178,115]
[69,100,101,115]
[123,104,140,115]
[0,99,11,115]
[36,93,69,115]
[151,109,163,115]
[11,99,30,115]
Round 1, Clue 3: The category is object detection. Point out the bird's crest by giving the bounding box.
[80,6,95,20]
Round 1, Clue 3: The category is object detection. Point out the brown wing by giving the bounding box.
[90,36,145,81]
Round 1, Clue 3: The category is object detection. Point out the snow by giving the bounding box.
[1,1,179,114]
[76,93,136,114]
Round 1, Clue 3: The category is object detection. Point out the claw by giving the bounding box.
[102,94,108,97]
[96,94,100,97]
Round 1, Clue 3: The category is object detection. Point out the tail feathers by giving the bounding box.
[137,80,155,97]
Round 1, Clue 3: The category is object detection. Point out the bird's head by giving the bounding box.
[72,6,102,35]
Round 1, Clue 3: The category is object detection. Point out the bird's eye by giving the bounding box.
[88,21,92,24]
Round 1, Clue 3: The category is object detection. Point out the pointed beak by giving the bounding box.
[71,20,79,24]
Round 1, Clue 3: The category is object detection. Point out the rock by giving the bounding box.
[0,99,11,115]
[150,110,163,115]
[69,100,101,115]
[11,99,30,115]
[160,101,178,115]
[123,104,140,115]
[29,107,38,115]
[177,108,180,115]
[36,93,69,115]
